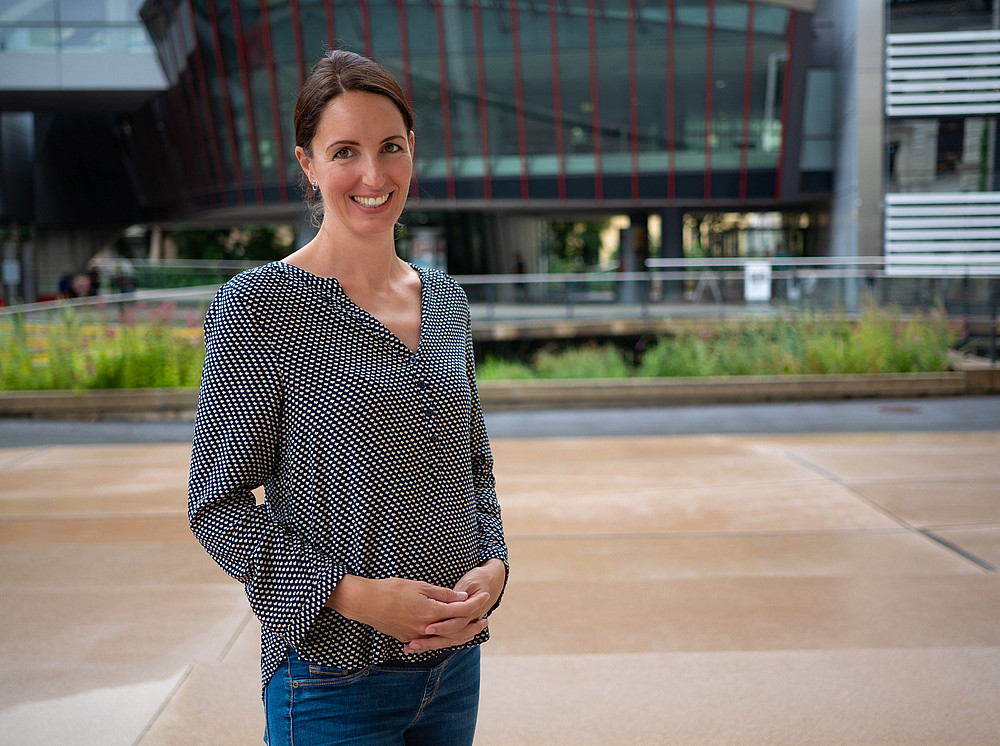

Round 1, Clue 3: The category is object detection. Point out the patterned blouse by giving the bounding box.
[187,261,508,694]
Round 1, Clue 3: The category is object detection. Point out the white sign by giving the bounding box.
[2,259,20,286]
[744,261,772,302]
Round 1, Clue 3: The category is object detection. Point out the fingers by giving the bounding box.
[425,589,490,621]
[423,613,477,638]
[402,617,489,655]
[421,584,470,604]
[349,578,491,647]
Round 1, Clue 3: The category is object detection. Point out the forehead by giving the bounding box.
[316,91,408,138]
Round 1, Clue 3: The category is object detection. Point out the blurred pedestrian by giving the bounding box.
[70,273,91,298]
[86,264,100,296]
[57,273,72,299]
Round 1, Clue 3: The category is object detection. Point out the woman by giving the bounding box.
[188,50,508,746]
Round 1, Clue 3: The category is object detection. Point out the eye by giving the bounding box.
[383,142,404,154]
[333,147,353,159]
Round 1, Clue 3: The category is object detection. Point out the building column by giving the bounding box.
[617,213,649,305]
[817,0,884,312]
[658,207,685,300]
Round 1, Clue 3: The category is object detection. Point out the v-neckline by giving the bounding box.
[275,261,428,357]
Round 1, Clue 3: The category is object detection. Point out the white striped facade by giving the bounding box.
[886,30,1000,117]
[885,28,1000,276]
[884,192,1000,275]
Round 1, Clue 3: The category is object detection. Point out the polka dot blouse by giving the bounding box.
[187,261,508,695]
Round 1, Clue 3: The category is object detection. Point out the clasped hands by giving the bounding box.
[325,558,506,655]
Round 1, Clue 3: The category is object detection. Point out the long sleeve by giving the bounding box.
[188,284,344,647]
[463,306,509,607]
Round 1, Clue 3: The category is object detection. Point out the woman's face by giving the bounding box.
[296,90,414,240]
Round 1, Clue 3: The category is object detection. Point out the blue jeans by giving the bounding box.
[264,646,481,746]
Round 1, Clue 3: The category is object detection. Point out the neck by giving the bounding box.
[300,222,405,289]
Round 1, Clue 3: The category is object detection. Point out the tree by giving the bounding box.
[545,219,609,271]
[168,226,296,261]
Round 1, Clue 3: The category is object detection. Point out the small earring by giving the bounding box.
[311,181,319,192]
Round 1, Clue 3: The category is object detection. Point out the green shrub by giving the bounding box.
[0,305,959,391]
[531,343,629,379]
[638,308,957,378]
[475,356,534,381]
[0,306,204,391]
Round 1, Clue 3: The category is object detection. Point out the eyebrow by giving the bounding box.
[325,135,407,154]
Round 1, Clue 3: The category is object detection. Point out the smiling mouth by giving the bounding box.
[352,193,391,208]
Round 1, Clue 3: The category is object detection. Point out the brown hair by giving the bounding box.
[293,50,414,221]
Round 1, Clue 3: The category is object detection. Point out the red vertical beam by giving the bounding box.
[289,0,305,88]
[157,0,212,199]
[151,3,191,191]
[472,0,492,200]
[703,0,714,200]
[433,0,456,199]
[183,0,227,205]
[510,0,530,199]
[395,0,418,199]
[229,0,264,203]
[360,0,373,57]
[586,0,603,200]
[259,0,289,202]
[548,0,566,200]
[739,2,755,201]
[627,0,639,200]
[181,53,217,202]
[395,0,413,100]
[206,0,244,203]
[665,0,676,200]
[324,0,336,48]
[774,10,796,201]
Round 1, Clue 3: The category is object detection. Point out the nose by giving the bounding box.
[361,153,383,186]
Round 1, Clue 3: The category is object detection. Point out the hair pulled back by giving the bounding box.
[293,50,415,224]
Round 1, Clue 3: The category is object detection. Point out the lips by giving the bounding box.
[352,193,391,208]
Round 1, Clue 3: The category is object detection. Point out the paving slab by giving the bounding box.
[474,649,1000,745]
[1,427,998,745]
[855,481,1000,533]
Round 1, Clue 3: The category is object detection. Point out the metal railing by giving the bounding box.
[4,256,996,326]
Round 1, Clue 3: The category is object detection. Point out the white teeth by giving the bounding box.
[353,194,390,207]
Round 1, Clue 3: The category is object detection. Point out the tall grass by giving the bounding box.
[532,343,630,379]
[477,308,959,381]
[1,305,959,390]
[639,307,957,377]
[0,305,204,391]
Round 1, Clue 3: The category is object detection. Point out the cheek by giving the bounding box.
[322,166,358,192]
[391,158,414,184]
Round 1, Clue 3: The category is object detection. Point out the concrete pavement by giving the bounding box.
[1,401,999,744]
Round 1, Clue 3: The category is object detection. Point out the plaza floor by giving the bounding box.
[1,402,999,744]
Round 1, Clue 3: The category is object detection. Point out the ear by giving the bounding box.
[408,131,415,156]
[294,146,314,183]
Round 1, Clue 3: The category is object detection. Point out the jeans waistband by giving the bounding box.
[381,648,456,669]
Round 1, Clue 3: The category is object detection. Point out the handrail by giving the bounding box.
[3,263,998,319]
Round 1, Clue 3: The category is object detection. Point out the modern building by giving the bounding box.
[2,0,995,306]
[0,0,831,301]
[0,0,166,302]
[883,0,1000,283]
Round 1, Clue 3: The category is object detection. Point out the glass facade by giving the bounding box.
[0,0,153,53]
[138,0,816,213]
